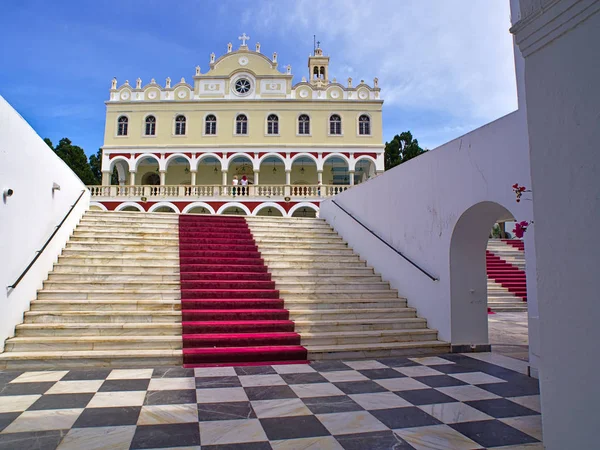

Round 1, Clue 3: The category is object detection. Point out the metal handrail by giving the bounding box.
[331,200,438,282]
[7,189,87,290]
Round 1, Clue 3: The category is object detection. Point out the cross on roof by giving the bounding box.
[238,33,250,46]
[317,41,320,48]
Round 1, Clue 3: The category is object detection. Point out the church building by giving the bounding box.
[91,34,384,217]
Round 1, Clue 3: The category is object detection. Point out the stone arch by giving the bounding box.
[115,202,145,212]
[134,154,161,171]
[182,202,216,214]
[449,201,517,346]
[195,152,224,170]
[195,154,222,185]
[216,202,251,216]
[353,155,377,184]
[290,156,318,185]
[322,154,350,185]
[259,154,286,185]
[288,153,318,172]
[288,202,319,218]
[109,156,131,186]
[226,154,254,185]
[90,202,108,211]
[164,154,191,185]
[148,201,180,213]
[252,202,287,217]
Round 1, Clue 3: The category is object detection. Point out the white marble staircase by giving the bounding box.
[0,211,184,370]
[245,216,450,360]
[487,239,527,312]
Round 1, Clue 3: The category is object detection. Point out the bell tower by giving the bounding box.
[308,40,330,85]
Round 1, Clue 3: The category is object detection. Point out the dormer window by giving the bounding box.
[145,115,156,136]
[175,115,186,135]
[267,114,279,135]
[236,114,248,135]
[205,114,217,135]
[298,115,310,135]
[358,115,371,135]
[329,114,342,135]
[117,116,128,136]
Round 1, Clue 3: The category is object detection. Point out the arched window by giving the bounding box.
[298,114,310,135]
[145,115,156,136]
[205,114,217,135]
[313,66,319,79]
[358,115,371,135]
[236,114,248,135]
[175,115,186,135]
[267,114,279,135]
[117,116,128,136]
[329,114,342,135]
[320,66,325,79]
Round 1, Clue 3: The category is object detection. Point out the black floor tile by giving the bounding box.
[99,379,150,392]
[478,381,540,397]
[0,429,68,450]
[413,375,468,388]
[0,372,23,386]
[370,406,441,429]
[334,381,388,395]
[260,415,330,440]
[197,402,257,421]
[144,389,196,405]
[336,430,415,449]
[202,442,272,450]
[196,376,242,389]
[395,389,457,405]
[152,367,194,378]
[466,398,540,418]
[235,366,277,376]
[303,395,364,414]
[280,372,328,384]
[72,406,141,427]
[376,357,420,368]
[28,393,94,411]
[358,368,407,380]
[130,422,201,449]
[61,369,112,381]
[244,385,297,401]
[0,382,56,396]
[451,419,539,447]
[429,364,480,374]
[310,361,351,372]
[0,413,20,433]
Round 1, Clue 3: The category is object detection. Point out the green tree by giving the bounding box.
[88,148,103,185]
[52,138,98,185]
[44,138,53,149]
[384,131,427,170]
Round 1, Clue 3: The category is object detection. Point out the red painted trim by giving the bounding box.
[108,153,132,159]
[95,200,322,214]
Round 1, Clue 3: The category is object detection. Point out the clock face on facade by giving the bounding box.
[234,78,252,95]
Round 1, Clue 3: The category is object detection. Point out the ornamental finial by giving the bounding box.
[165,77,171,88]
[111,77,117,89]
[238,32,250,46]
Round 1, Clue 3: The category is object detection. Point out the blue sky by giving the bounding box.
[0,0,517,156]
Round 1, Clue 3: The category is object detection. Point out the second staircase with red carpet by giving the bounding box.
[178,214,307,367]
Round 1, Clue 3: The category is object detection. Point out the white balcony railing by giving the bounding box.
[87,184,349,200]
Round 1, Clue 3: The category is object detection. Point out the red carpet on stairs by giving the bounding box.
[502,239,525,251]
[178,214,308,367]
[486,250,527,301]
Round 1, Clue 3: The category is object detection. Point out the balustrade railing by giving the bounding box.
[87,184,350,200]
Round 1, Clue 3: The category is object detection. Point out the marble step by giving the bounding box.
[76,225,180,233]
[5,336,182,352]
[0,349,183,370]
[294,318,427,333]
[253,236,345,243]
[23,311,182,324]
[30,300,182,311]
[70,237,180,245]
[53,264,180,274]
[246,224,332,230]
[275,282,391,291]
[280,290,398,299]
[306,340,450,361]
[81,215,179,224]
[61,250,180,259]
[251,230,339,237]
[259,248,355,256]
[289,308,417,321]
[285,299,407,310]
[273,275,385,284]
[47,273,180,282]
[73,231,181,240]
[300,329,439,346]
[488,305,528,312]
[42,281,181,290]
[66,243,179,252]
[38,291,181,300]
[265,261,368,269]
[258,243,350,250]
[261,255,361,263]
[15,322,182,337]
[269,268,375,276]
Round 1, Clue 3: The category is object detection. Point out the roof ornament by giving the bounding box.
[374,77,379,88]
[136,78,142,89]
[180,77,186,84]
[196,66,201,76]
[111,77,117,89]
[227,42,232,53]
[210,52,215,63]
[124,80,130,86]
[165,77,171,88]
[238,32,250,47]
[255,42,261,53]
[333,77,337,84]
[286,64,291,75]
[272,52,277,63]
[347,77,353,88]
[150,78,156,84]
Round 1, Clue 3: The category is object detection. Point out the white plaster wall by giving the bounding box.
[320,109,534,348]
[0,96,90,351]
[517,6,600,448]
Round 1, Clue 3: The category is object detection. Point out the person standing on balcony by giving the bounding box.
[241,175,248,196]
[232,175,239,197]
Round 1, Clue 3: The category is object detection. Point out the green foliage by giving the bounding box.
[384,131,427,170]
[49,137,99,185]
[43,138,53,149]
[88,148,103,185]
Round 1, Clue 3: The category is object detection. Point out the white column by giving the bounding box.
[159,170,166,186]
[254,170,259,185]
[221,170,228,186]
[285,170,291,185]
[102,171,110,186]
[190,170,197,185]
[129,171,136,186]
[348,170,355,186]
[317,170,323,184]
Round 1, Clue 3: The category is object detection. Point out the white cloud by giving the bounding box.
[241,0,517,126]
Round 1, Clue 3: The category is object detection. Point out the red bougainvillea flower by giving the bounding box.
[519,186,526,192]
[512,183,519,189]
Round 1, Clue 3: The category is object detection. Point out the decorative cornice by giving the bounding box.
[511,0,600,56]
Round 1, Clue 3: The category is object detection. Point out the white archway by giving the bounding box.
[115,202,145,212]
[251,202,287,217]
[352,155,377,172]
[182,202,216,214]
[216,202,252,215]
[148,202,181,213]
[90,202,108,211]
[288,202,319,218]
[288,152,318,172]
[134,154,162,172]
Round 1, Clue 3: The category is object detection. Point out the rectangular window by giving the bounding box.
[330,122,341,135]
[359,122,370,135]
[146,123,156,136]
[175,123,186,135]
[118,123,128,136]
[268,122,278,134]
[205,122,216,135]
[237,121,247,135]
[299,122,309,135]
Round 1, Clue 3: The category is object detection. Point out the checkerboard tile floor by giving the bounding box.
[0,354,543,449]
